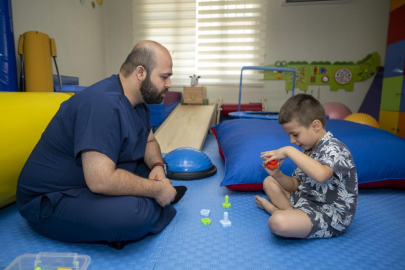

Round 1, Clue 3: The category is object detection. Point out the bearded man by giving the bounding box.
[16,41,186,249]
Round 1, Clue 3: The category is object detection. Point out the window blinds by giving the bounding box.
[133,0,197,87]
[197,0,267,86]
[133,0,266,86]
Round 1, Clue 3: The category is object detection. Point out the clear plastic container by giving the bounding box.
[5,252,91,270]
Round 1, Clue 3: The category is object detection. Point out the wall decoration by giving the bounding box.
[263,52,380,91]
[334,67,352,85]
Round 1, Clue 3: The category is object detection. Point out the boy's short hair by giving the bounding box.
[278,94,326,128]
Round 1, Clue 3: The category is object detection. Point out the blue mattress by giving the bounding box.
[1,134,405,269]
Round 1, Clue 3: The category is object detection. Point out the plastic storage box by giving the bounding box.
[5,252,91,270]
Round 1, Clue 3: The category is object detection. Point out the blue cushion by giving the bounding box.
[212,119,405,190]
[149,101,180,127]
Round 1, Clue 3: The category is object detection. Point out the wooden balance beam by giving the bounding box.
[154,103,218,153]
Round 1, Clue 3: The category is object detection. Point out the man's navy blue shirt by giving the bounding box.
[17,75,151,222]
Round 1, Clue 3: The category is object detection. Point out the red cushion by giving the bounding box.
[221,104,262,117]
[226,183,263,191]
[210,127,225,162]
[359,180,405,189]
[164,91,182,104]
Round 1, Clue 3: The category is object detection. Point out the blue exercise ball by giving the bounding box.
[164,147,217,180]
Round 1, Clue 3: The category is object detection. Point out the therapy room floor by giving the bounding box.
[1,134,405,270]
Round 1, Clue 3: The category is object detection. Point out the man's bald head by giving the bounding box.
[120,40,169,78]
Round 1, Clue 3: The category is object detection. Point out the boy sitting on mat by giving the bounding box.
[255,94,358,238]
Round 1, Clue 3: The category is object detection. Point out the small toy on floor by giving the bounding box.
[201,218,211,225]
[220,212,231,227]
[200,209,210,216]
[222,195,231,208]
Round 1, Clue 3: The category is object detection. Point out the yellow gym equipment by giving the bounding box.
[344,113,380,128]
[17,31,62,92]
[0,92,71,209]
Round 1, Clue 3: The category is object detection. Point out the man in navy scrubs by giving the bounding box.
[16,40,184,249]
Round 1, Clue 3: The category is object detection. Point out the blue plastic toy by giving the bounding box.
[164,147,217,180]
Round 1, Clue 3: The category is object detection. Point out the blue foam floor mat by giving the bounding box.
[1,134,405,269]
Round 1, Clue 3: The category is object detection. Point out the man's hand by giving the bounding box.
[154,178,177,207]
[149,166,166,181]
[82,151,176,201]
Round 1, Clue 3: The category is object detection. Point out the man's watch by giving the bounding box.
[152,162,167,175]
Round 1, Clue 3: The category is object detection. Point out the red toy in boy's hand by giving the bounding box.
[266,158,279,170]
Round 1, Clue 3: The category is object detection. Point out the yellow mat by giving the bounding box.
[0,92,71,208]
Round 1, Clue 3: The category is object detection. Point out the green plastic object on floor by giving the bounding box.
[222,195,231,208]
[201,218,211,225]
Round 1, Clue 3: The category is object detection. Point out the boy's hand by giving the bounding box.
[261,147,289,162]
[262,160,280,176]
[260,147,293,176]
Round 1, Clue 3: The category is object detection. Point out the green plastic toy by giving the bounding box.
[263,52,380,92]
[222,195,231,208]
[201,217,211,225]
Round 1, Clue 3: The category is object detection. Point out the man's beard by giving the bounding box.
[140,75,167,104]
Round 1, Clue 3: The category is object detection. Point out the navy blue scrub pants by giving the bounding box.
[27,163,176,243]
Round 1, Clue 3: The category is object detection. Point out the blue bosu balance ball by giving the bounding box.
[164,147,217,180]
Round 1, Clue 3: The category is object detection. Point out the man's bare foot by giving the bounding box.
[254,195,279,215]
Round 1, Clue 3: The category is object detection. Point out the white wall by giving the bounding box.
[107,0,388,113]
[11,0,390,113]
[202,0,390,113]
[11,0,106,86]
[261,0,390,112]
[103,0,133,76]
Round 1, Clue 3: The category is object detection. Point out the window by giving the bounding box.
[133,0,267,86]
[133,0,197,87]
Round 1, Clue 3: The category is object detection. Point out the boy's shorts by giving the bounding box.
[293,200,346,238]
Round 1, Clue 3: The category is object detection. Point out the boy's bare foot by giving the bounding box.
[255,195,266,209]
[254,195,279,215]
